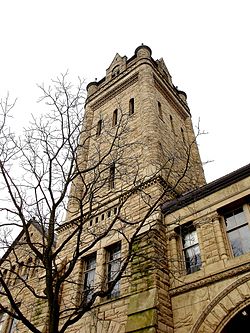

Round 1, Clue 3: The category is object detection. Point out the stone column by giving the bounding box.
[168,231,180,276]
[212,214,228,261]
[95,247,105,303]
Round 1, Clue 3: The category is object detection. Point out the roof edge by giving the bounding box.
[162,163,250,215]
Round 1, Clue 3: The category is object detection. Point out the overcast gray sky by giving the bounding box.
[1,0,249,183]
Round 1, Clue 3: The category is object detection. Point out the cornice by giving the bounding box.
[58,176,175,233]
[162,163,250,215]
[90,73,139,111]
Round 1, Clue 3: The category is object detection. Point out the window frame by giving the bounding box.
[223,204,250,258]
[112,109,118,127]
[109,163,115,189]
[157,101,163,120]
[82,253,97,302]
[96,119,102,136]
[179,223,202,274]
[8,316,18,333]
[106,242,121,299]
[170,114,175,134]
[129,98,135,115]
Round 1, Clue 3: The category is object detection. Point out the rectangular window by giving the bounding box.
[170,114,175,133]
[181,223,201,274]
[112,109,118,126]
[129,98,134,115]
[107,243,121,298]
[224,205,250,257]
[83,253,96,301]
[96,119,102,136]
[109,163,115,189]
[158,101,163,120]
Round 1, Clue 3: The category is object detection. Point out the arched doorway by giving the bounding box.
[220,304,250,333]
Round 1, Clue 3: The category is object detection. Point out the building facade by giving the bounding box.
[1,45,250,333]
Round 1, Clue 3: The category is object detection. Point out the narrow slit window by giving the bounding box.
[158,101,163,120]
[109,163,115,189]
[170,115,175,134]
[129,98,134,115]
[181,127,186,143]
[107,242,121,298]
[96,119,102,136]
[112,109,118,126]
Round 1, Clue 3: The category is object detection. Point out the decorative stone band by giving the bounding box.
[90,73,139,111]
[169,261,250,297]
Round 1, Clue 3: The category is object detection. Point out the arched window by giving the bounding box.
[112,66,120,78]
[112,109,118,126]
[129,98,134,115]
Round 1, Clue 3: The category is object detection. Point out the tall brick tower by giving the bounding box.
[59,45,206,333]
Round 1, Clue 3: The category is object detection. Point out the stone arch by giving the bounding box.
[190,273,250,333]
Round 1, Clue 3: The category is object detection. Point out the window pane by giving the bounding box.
[183,230,198,248]
[108,260,120,281]
[84,270,95,289]
[109,244,121,261]
[225,208,246,231]
[86,256,96,270]
[184,244,201,274]
[228,225,250,257]
[83,255,96,301]
[109,280,120,298]
[107,243,121,298]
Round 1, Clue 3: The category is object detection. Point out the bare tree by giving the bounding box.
[0,74,205,333]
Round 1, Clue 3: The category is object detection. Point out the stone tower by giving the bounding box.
[69,44,205,212]
[60,45,206,333]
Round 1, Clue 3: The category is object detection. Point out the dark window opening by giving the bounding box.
[96,119,102,136]
[112,109,118,126]
[158,101,163,120]
[109,163,115,189]
[112,66,120,78]
[170,115,175,134]
[129,98,134,115]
